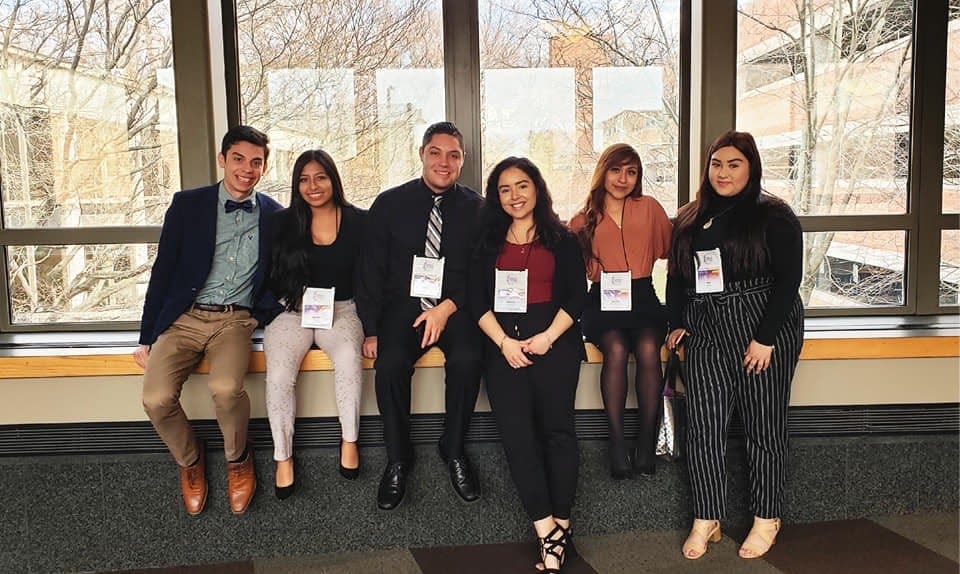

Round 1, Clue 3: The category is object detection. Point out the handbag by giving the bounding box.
[655,347,685,462]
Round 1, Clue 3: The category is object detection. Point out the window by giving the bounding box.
[0,0,178,328]
[737,0,918,312]
[478,0,682,218]
[235,0,445,208]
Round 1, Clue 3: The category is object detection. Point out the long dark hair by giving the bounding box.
[670,130,787,280]
[575,143,643,262]
[270,149,350,311]
[478,156,567,254]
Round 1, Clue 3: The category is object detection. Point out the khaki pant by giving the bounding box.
[142,308,258,466]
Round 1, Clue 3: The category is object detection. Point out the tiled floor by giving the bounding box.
[104,510,958,574]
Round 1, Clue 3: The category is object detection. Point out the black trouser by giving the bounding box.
[683,278,804,519]
[484,303,581,522]
[374,300,482,463]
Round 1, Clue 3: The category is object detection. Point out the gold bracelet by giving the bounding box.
[498,334,507,349]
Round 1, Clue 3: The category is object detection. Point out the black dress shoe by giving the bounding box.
[445,457,481,503]
[377,462,410,510]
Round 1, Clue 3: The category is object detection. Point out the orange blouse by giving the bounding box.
[568,195,673,282]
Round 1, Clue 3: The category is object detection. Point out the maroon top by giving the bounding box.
[496,241,555,305]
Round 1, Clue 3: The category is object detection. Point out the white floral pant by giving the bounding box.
[263,299,364,461]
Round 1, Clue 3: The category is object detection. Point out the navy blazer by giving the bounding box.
[138,184,283,346]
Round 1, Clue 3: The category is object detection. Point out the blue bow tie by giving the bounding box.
[225,199,253,213]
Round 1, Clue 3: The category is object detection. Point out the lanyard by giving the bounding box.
[597,200,631,274]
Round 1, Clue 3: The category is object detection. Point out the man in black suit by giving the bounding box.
[134,125,282,515]
[357,121,484,510]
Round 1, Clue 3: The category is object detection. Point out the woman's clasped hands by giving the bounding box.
[500,331,554,368]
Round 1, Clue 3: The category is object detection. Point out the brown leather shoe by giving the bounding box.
[227,444,256,514]
[178,447,207,516]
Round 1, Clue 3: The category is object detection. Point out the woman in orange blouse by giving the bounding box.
[569,143,673,478]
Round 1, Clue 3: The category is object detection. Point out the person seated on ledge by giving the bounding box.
[469,156,586,572]
[666,130,803,560]
[355,121,484,511]
[134,125,282,515]
[262,149,366,500]
[569,143,673,479]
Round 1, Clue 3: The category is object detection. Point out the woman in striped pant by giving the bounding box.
[666,131,804,560]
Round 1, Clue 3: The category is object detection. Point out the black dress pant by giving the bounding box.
[484,303,582,522]
[374,300,482,463]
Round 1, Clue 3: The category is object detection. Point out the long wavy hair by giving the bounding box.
[575,143,644,262]
[477,156,567,255]
[270,149,350,311]
[669,130,787,281]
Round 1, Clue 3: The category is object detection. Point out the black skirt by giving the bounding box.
[581,277,667,344]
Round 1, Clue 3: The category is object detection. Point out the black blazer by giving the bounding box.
[138,184,283,345]
[468,230,587,356]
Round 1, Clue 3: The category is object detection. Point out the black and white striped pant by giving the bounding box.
[682,278,804,519]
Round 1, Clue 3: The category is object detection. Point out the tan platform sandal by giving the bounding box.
[739,517,781,559]
[682,519,721,560]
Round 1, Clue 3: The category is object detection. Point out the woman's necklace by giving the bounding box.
[702,203,736,230]
[509,225,534,253]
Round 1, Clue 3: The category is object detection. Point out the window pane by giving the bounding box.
[7,244,154,325]
[0,2,180,228]
[941,230,960,306]
[945,1,960,214]
[803,231,905,308]
[479,0,682,219]
[237,0,444,208]
[737,0,913,216]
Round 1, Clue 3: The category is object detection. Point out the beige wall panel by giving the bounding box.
[1,357,957,425]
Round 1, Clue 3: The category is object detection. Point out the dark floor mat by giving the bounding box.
[758,518,958,574]
[103,561,254,574]
[411,540,597,574]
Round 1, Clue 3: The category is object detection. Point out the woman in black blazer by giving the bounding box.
[469,157,586,573]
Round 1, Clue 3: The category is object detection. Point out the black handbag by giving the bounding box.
[656,347,685,462]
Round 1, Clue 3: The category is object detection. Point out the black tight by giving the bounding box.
[599,326,666,465]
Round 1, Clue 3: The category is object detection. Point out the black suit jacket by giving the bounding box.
[138,184,283,345]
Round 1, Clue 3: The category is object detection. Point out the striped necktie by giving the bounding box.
[421,194,443,310]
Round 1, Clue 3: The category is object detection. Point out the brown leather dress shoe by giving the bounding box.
[179,447,208,516]
[227,445,256,514]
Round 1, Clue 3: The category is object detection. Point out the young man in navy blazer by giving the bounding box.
[133,125,282,515]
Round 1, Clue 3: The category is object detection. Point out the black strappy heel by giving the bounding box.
[537,524,570,573]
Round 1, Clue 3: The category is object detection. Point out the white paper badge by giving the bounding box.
[600,270,632,311]
[494,269,528,313]
[695,248,724,293]
[410,256,444,299]
[301,287,335,329]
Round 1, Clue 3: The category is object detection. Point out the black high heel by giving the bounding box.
[274,457,297,500]
[632,446,656,476]
[537,524,570,573]
[338,440,360,480]
[609,439,632,479]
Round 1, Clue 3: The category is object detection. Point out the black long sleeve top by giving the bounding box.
[468,230,587,327]
[666,194,803,346]
[355,178,483,337]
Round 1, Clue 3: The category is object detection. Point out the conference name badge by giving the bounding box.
[494,269,528,313]
[695,248,724,293]
[410,256,444,299]
[301,287,335,329]
[600,270,632,311]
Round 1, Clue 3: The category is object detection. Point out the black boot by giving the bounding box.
[608,438,632,479]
